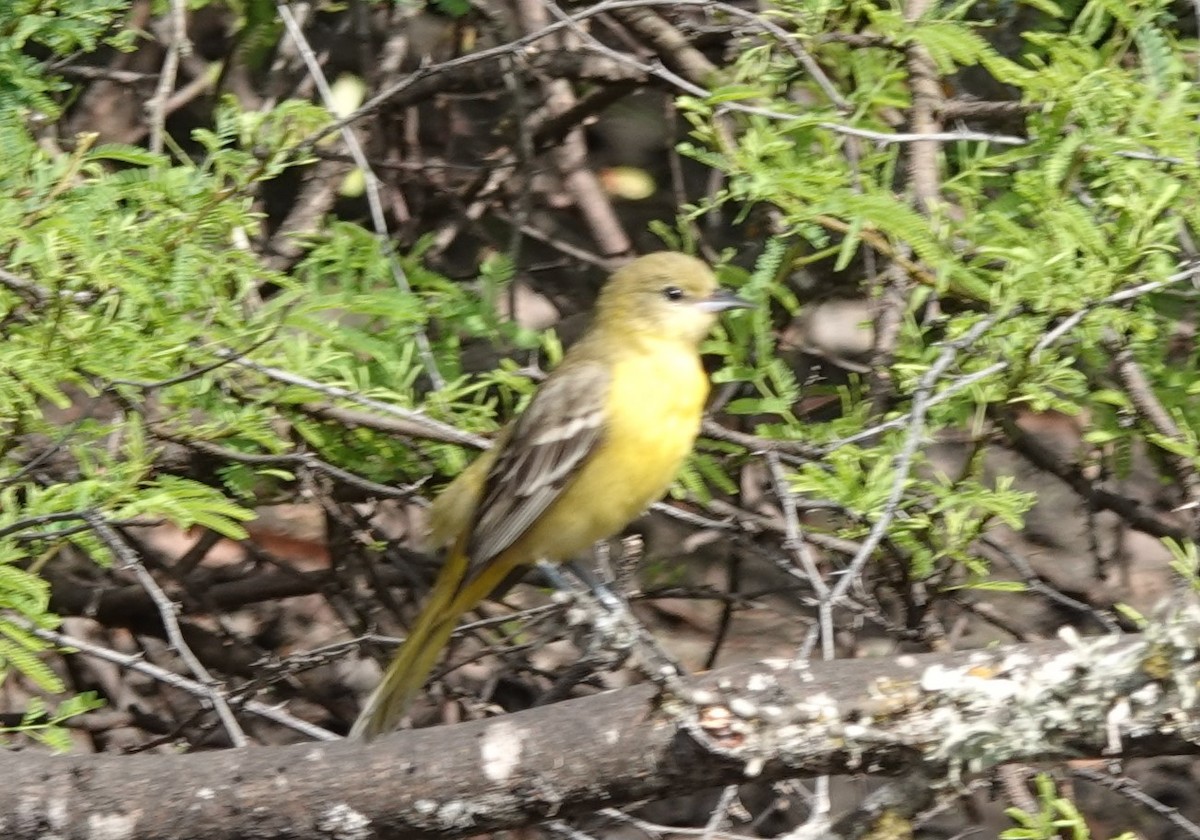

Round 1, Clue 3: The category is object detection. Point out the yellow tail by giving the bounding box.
[350,545,527,739]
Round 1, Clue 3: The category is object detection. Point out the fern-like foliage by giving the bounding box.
[0,5,558,746]
[675,0,1200,592]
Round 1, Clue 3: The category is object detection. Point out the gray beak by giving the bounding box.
[695,288,754,313]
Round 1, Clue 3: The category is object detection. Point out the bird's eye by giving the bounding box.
[662,285,684,301]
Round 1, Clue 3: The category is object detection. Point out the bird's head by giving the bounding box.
[594,252,752,346]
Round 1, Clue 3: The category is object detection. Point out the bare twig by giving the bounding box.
[763,452,830,652]
[996,412,1185,542]
[979,537,1121,633]
[610,5,717,83]
[294,0,1030,155]
[212,349,487,448]
[800,310,1007,660]
[831,258,1200,454]
[154,431,427,501]
[902,0,943,213]
[16,618,338,741]
[532,1,632,256]
[1106,334,1200,527]
[145,0,189,154]
[1072,766,1200,839]
[277,2,445,391]
[82,512,247,747]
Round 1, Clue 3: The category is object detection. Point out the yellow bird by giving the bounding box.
[351,252,751,739]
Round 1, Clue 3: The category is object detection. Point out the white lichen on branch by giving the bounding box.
[685,602,1200,783]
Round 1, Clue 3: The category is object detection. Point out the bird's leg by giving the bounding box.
[532,549,701,717]
[534,559,635,658]
[528,559,633,705]
[561,545,691,698]
[563,559,624,613]
[530,558,621,611]
[591,539,696,708]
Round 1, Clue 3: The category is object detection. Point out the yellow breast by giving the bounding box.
[519,340,708,561]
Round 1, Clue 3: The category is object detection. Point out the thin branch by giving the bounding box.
[1072,766,1200,839]
[902,0,943,213]
[154,430,427,501]
[277,2,445,391]
[81,512,248,747]
[145,0,189,154]
[17,618,338,741]
[293,0,1030,155]
[805,310,1006,659]
[830,258,1200,454]
[763,451,830,654]
[979,536,1122,634]
[996,411,1185,542]
[212,349,488,448]
[1105,333,1200,526]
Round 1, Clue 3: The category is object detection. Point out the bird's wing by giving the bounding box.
[465,361,610,578]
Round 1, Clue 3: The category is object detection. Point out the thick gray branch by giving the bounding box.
[5,617,1200,840]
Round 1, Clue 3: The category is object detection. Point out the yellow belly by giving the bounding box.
[515,344,708,562]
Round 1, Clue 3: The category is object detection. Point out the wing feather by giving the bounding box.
[465,362,609,579]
